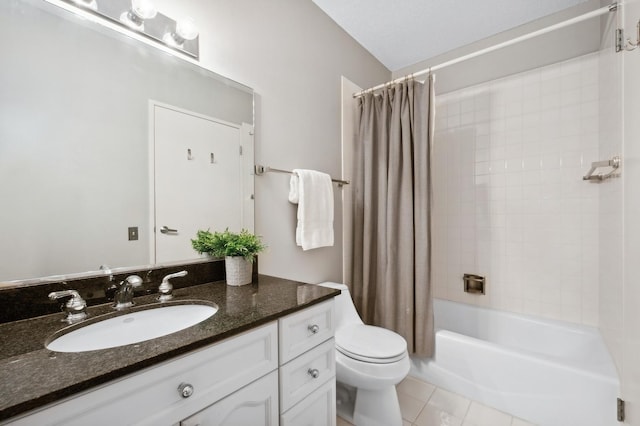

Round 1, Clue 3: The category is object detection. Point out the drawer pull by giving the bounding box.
[307,368,320,379]
[178,382,194,398]
[308,324,320,334]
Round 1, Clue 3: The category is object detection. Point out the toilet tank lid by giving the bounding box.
[317,282,348,291]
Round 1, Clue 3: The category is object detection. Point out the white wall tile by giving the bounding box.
[597,21,624,378]
[433,53,600,325]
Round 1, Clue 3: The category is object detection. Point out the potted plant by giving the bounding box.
[191,228,266,286]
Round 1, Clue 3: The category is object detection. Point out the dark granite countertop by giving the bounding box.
[0,275,339,422]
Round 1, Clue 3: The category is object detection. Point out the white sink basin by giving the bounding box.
[46,303,218,353]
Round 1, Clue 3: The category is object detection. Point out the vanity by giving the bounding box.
[0,1,339,423]
[0,274,339,425]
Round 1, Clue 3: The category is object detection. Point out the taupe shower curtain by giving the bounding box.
[350,77,435,356]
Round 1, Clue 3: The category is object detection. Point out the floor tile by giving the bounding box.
[425,388,471,419]
[336,376,535,426]
[462,401,512,426]
[397,375,436,402]
[414,403,463,426]
[398,391,427,422]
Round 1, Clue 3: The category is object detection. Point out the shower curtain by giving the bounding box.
[350,77,435,356]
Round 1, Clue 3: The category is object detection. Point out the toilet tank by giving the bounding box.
[317,282,363,328]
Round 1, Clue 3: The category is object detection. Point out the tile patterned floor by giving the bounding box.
[337,375,537,426]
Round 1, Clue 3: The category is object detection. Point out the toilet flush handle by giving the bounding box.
[308,324,320,334]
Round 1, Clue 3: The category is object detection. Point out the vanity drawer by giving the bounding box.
[7,322,278,426]
[279,299,335,364]
[280,377,336,426]
[279,338,335,412]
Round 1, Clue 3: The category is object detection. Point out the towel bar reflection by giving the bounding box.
[254,165,350,187]
[583,156,621,181]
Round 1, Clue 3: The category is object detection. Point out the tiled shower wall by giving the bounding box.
[597,15,623,374]
[432,52,600,326]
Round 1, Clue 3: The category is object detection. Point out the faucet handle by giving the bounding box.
[121,275,143,288]
[49,290,88,323]
[158,270,188,302]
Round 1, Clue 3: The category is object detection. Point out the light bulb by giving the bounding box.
[163,17,199,47]
[176,18,199,41]
[120,0,157,29]
[131,0,157,20]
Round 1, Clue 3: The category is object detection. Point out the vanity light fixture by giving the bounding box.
[163,17,199,47]
[70,0,97,11]
[57,0,200,59]
[120,0,157,30]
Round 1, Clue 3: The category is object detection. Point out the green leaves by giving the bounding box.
[191,229,266,262]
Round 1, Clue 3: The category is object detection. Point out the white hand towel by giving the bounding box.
[288,169,334,250]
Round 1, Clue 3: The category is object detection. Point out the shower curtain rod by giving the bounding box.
[353,2,617,98]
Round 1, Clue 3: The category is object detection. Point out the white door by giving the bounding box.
[152,103,244,264]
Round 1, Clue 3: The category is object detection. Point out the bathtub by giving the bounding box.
[410,299,619,426]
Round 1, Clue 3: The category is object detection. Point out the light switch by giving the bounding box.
[128,227,139,241]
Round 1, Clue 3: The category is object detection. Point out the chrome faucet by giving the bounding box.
[158,270,188,302]
[49,289,88,323]
[113,275,143,310]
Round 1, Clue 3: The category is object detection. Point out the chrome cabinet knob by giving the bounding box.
[308,368,320,379]
[178,382,194,398]
[308,324,320,334]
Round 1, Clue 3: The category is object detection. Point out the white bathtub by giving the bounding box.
[410,299,619,426]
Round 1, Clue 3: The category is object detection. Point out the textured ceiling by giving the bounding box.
[312,0,591,71]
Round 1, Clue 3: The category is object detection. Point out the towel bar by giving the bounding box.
[254,165,350,186]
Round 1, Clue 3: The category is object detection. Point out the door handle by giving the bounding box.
[160,226,178,234]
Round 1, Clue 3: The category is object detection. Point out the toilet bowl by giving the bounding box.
[319,282,410,426]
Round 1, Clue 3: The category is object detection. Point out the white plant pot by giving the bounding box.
[224,256,253,286]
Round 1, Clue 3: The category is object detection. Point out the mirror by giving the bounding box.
[0,0,254,284]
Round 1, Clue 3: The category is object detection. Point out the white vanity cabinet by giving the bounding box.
[5,299,337,426]
[7,323,278,426]
[179,370,279,426]
[278,300,337,425]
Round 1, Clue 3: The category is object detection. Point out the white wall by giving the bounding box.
[152,0,390,283]
[597,1,640,422]
[340,77,361,285]
[621,0,640,422]
[432,53,601,325]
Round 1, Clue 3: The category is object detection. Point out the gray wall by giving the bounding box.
[153,0,390,283]
[393,0,602,94]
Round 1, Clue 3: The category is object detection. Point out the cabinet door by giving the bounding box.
[180,371,279,426]
[281,378,336,426]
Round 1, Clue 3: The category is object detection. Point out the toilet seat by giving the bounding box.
[336,324,407,364]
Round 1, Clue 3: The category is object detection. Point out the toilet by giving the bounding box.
[319,282,410,426]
